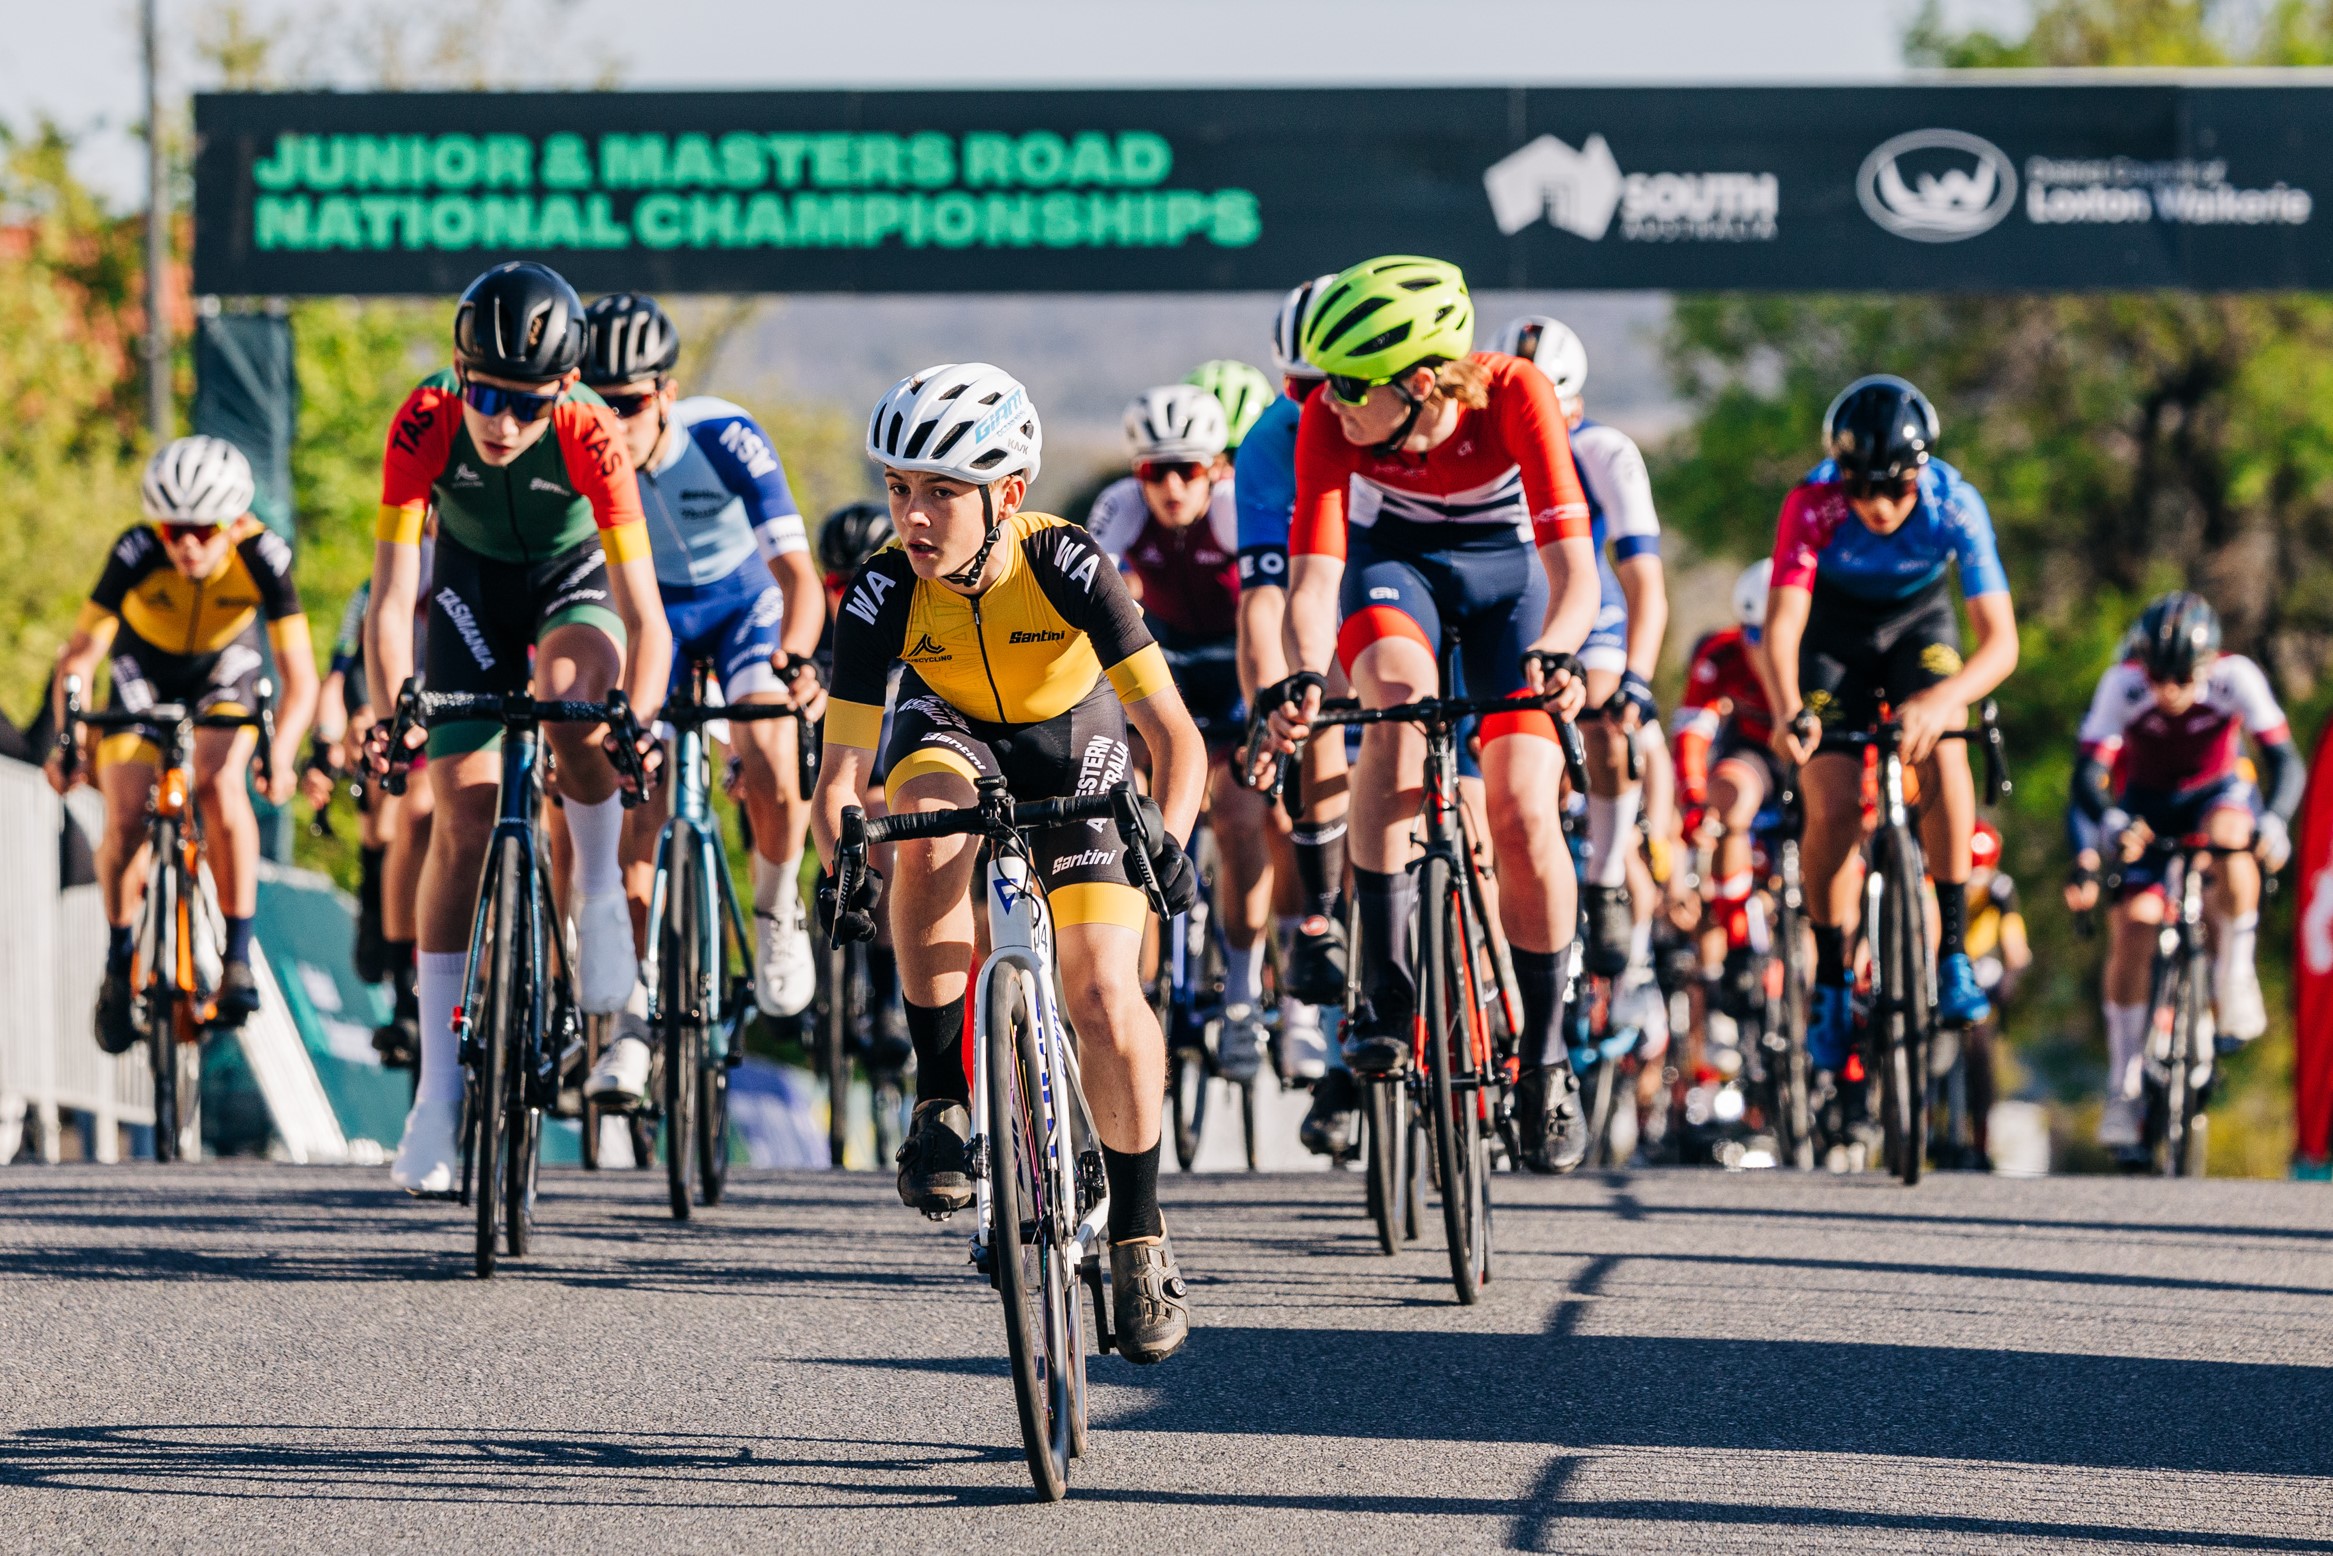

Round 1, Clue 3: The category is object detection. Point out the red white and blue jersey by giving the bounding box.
[2078,653,2289,796]
[1772,457,2007,605]
[1085,475,1241,641]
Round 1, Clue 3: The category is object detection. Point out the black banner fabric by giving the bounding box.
[193,83,2333,296]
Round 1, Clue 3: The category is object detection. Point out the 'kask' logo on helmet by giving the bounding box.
[1858,130,2018,242]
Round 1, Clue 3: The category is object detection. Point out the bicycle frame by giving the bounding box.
[455,723,555,1152]
[640,686,757,1055]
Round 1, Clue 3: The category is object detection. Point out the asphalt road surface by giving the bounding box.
[5,1160,2331,1553]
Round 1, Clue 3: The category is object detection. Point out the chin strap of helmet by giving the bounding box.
[1369,377,1430,461]
[939,483,1005,590]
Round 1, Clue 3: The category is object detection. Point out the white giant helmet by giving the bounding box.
[1270,273,1337,382]
[1123,384,1228,464]
[1734,558,1774,630]
[865,363,1042,485]
[1495,315,1588,403]
[141,435,257,525]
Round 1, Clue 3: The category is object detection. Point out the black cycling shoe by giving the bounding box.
[896,1100,975,1215]
[211,959,261,1027]
[1283,913,1348,1006]
[1341,1019,1409,1077]
[1299,1068,1362,1159]
[372,1016,418,1069]
[353,907,388,986]
[95,964,140,1056]
[1110,1232,1191,1365]
[1581,885,1634,978]
[1517,1062,1591,1174]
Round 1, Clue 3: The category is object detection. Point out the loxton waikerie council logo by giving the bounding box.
[1857,129,2018,242]
[1483,134,1777,243]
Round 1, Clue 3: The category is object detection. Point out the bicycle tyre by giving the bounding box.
[824,940,851,1169]
[579,1013,603,1171]
[1878,830,1930,1187]
[145,826,181,1163]
[1169,1041,1208,1171]
[507,845,553,1259]
[699,1059,731,1204]
[1239,1077,1259,1171]
[986,969,1073,1501]
[2158,952,2197,1178]
[473,840,522,1278]
[1775,892,1815,1171]
[1421,853,1485,1304]
[1365,1075,1401,1256]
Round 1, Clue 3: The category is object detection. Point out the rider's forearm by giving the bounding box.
[1537,536,1599,653]
[772,551,825,660]
[1129,690,1207,844]
[266,628,321,756]
[1761,588,1811,716]
[1236,587,1288,705]
[1617,555,1667,680]
[366,542,420,713]
[608,557,672,719]
[808,747,869,865]
[52,634,108,724]
[1282,556,1342,678]
[1929,595,2019,710]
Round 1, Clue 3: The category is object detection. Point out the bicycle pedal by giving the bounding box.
[925,1208,955,1224]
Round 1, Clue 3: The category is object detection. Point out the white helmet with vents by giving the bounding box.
[1734,558,1773,630]
[1495,315,1588,403]
[1271,273,1336,382]
[141,435,257,525]
[1123,384,1228,464]
[865,363,1042,486]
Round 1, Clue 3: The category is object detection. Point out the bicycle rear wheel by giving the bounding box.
[663,844,701,1220]
[985,969,1075,1501]
[1421,853,1486,1304]
[1877,831,1931,1187]
[1169,1039,1208,1171]
[472,840,523,1277]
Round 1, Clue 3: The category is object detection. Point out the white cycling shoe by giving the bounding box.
[1216,1004,1267,1082]
[390,1097,461,1195]
[586,1018,654,1109]
[755,889,817,1019]
[575,890,641,1015]
[2096,1094,2142,1149]
[1278,999,1329,1083]
[2216,961,2268,1044]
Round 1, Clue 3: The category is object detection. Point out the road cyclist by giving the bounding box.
[1186,357,1277,455]
[574,291,827,1112]
[2065,591,2299,1167]
[1762,375,2019,1096]
[1260,253,1602,1177]
[47,435,318,1058]
[811,361,1208,1366]
[363,260,671,1196]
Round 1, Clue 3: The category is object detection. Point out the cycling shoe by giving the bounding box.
[1517,1062,1590,1174]
[1806,983,1855,1073]
[95,963,140,1055]
[1341,1019,1409,1077]
[1111,1231,1191,1365]
[1300,1068,1362,1159]
[896,1099,975,1215]
[1282,914,1348,1006]
[1935,952,1990,1029]
[211,959,261,1027]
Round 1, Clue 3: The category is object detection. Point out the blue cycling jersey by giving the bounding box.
[1775,456,2008,603]
[1573,417,1661,563]
[638,397,807,591]
[1233,390,1303,589]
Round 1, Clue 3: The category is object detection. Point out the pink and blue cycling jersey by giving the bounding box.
[1773,456,2008,605]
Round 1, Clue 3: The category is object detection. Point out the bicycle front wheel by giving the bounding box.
[823,941,852,1169]
[699,1058,731,1204]
[1877,831,1931,1188]
[1421,854,1486,1304]
[985,969,1074,1501]
[1169,1040,1208,1171]
[1775,894,1815,1171]
[1364,1075,1402,1256]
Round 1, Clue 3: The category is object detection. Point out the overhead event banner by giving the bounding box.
[192,83,2333,296]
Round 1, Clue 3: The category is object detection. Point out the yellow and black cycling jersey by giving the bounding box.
[79,519,305,658]
[824,511,1170,750]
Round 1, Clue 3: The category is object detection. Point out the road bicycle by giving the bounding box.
[828,775,1170,1502]
[1706,788,1815,1171]
[58,676,276,1163]
[2121,835,2257,1178]
[641,659,810,1217]
[1156,821,1269,1171]
[381,680,652,1277]
[1263,659,1585,1304]
[1816,701,2009,1187]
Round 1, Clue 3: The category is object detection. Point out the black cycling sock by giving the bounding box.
[1813,924,1847,989]
[1103,1140,1164,1242]
[868,942,899,1006]
[1353,867,1417,1028]
[1935,879,1969,961]
[1291,818,1347,923]
[384,940,417,1016]
[223,914,255,964]
[107,923,134,970]
[358,845,384,914]
[1514,946,1570,1071]
[905,994,969,1107]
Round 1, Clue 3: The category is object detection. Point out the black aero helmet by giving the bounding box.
[582,292,681,386]
[454,261,587,381]
[1823,374,1939,485]
[818,500,896,575]
[2134,591,2221,683]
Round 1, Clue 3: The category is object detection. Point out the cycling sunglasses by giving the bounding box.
[1845,472,1919,500]
[160,522,226,544]
[460,378,562,423]
[598,388,663,420]
[1325,373,1388,407]
[1136,458,1210,485]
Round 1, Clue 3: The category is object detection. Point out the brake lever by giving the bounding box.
[381,678,422,797]
[57,674,84,780]
[1109,783,1171,921]
[253,677,278,790]
[603,689,652,809]
[1558,715,1589,796]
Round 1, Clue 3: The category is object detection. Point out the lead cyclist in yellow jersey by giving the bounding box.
[811,362,1207,1365]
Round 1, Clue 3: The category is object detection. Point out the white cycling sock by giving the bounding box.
[2216,911,2259,993]
[2103,1002,2147,1102]
[566,793,625,900]
[417,951,469,1104]
[1629,914,1654,970]
[1224,939,1264,1008]
[754,853,802,915]
[1585,791,1640,888]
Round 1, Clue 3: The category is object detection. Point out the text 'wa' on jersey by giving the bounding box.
[81,518,304,655]
[1770,457,2008,605]
[1084,474,1241,640]
[375,369,648,565]
[638,396,808,591]
[1288,353,1592,560]
[822,512,1172,751]
[1232,387,1309,588]
[1571,417,1661,562]
[2078,653,2290,795]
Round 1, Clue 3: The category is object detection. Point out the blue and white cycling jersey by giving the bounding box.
[1778,456,2008,604]
[638,396,808,592]
[1572,418,1661,672]
[1233,390,1304,590]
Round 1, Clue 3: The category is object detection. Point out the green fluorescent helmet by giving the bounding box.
[1299,255,1475,388]
[1185,358,1276,449]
